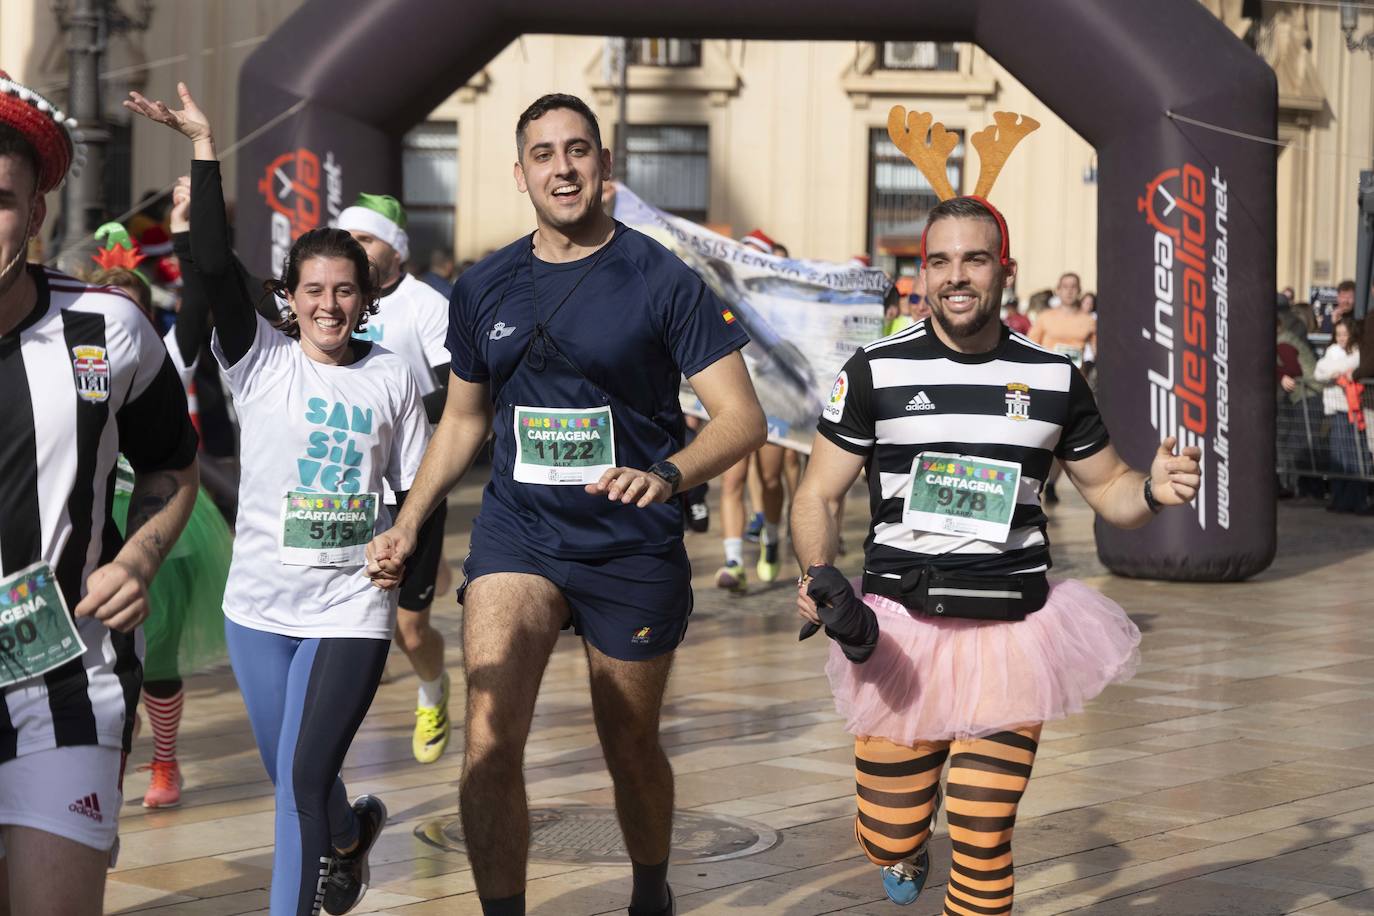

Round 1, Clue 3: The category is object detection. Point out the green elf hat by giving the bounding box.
[336,193,409,262]
[91,221,151,287]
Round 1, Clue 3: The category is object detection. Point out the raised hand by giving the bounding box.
[169,175,191,234]
[123,82,213,144]
[1150,436,1203,506]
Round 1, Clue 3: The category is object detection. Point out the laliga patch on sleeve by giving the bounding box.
[823,370,848,422]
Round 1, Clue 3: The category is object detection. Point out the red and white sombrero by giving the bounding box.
[0,69,82,194]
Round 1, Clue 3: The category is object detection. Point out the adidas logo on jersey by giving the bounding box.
[68,793,103,823]
[905,391,936,412]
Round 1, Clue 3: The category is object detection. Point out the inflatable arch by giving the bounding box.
[236,0,1277,581]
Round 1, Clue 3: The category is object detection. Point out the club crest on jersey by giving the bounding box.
[823,371,848,422]
[1005,382,1031,421]
[71,346,111,403]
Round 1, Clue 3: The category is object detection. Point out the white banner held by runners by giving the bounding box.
[611,183,887,452]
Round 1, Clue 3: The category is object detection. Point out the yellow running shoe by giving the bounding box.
[715,561,747,593]
[757,536,781,583]
[412,673,451,764]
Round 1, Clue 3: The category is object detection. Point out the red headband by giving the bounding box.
[920,194,1012,266]
[0,70,78,194]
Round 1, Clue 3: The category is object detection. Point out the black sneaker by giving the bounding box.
[685,486,710,533]
[628,883,675,915]
[323,795,387,914]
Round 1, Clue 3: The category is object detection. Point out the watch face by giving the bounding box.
[653,462,681,488]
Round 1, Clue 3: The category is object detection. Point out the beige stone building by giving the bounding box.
[3,0,1370,299]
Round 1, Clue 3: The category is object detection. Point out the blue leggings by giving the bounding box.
[225,620,389,915]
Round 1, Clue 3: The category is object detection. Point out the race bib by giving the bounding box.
[279,492,378,567]
[513,406,616,485]
[1053,343,1084,368]
[0,563,87,689]
[904,452,1022,543]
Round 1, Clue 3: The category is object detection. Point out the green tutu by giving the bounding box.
[112,471,232,681]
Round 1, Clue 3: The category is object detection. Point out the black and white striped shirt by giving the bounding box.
[818,319,1108,586]
[0,266,197,761]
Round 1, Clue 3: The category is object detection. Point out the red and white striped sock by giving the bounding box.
[144,688,184,765]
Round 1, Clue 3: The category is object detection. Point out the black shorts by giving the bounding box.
[459,523,693,661]
[399,501,447,611]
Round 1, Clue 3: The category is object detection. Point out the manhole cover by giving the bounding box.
[415,806,780,865]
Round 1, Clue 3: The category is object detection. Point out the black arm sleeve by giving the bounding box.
[118,356,199,472]
[190,160,257,366]
[421,363,450,424]
[171,231,210,360]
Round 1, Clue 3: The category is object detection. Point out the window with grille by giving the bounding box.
[868,126,964,269]
[628,38,703,67]
[876,42,960,72]
[623,125,709,224]
[401,122,458,263]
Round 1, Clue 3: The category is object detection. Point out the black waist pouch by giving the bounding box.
[869,567,1049,621]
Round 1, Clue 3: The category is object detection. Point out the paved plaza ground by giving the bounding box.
[105,473,1374,914]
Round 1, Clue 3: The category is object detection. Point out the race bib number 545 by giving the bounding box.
[0,562,87,688]
[904,452,1022,543]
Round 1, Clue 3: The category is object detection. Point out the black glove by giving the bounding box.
[798,565,879,663]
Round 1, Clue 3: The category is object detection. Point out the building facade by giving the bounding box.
[3,0,1370,300]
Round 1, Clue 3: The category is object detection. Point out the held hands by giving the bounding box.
[365,525,417,591]
[123,82,213,144]
[1150,436,1203,506]
[585,468,673,508]
[73,561,149,633]
[169,175,191,234]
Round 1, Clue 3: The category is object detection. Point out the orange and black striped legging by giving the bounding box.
[854,725,1041,915]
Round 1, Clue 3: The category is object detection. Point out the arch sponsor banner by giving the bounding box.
[611,184,887,452]
[237,0,1275,580]
[1135,160,1234,534]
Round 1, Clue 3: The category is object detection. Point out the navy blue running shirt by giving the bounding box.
[447,222,749,558]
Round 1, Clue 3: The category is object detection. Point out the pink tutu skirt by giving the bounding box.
[826,578,1140,745]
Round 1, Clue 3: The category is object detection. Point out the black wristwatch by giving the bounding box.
[648,460,683,496]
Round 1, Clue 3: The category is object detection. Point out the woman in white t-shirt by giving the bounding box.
[126,85,430,916]
[1313,317,1369,513]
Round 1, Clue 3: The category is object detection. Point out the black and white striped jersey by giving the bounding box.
[817,319,1108,583]
[0,266,197,762]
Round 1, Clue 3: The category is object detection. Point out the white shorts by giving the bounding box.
[0,746,124,856]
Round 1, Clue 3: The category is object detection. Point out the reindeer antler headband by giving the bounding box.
[887,106,1039,264]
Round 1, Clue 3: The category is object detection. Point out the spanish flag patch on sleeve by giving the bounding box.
[721,309,736,324]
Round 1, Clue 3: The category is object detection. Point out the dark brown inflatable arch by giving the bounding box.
[237,0,1277,580]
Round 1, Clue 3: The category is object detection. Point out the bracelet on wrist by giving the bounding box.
[1143,477,1163,514]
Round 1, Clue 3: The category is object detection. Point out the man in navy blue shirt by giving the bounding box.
[367,94,766,916]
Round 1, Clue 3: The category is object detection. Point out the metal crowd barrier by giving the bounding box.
[1276,379,1374,485]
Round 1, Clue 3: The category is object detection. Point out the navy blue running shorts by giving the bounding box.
[460,523,692,661]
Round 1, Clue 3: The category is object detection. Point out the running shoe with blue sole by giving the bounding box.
[880,847,931,905]
[878,782,941,906]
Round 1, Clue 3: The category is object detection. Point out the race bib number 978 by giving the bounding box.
[903,452,1022,543]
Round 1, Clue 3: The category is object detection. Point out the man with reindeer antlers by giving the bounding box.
[789,107,1203,910]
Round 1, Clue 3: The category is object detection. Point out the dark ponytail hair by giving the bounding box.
[265,227,381,338]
